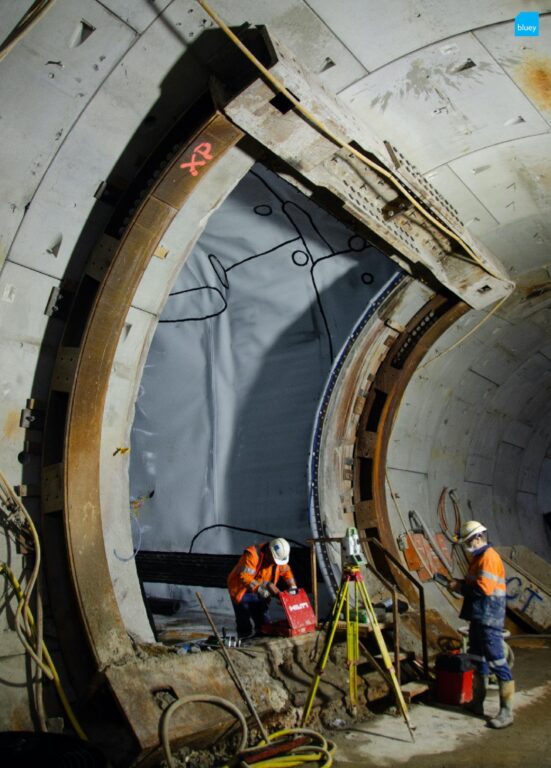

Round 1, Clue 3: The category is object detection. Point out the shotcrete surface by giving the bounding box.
[331,637,551,768]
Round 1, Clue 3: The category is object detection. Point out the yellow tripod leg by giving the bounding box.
[357,578,416,742]
[301,579,349,725]
[348,578,359,713]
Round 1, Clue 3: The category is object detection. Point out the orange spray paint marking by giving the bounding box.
[180,142,214,176]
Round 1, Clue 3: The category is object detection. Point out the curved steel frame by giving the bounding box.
[41,105,471,756]
[309,283,470,603]
[42,112,249,753]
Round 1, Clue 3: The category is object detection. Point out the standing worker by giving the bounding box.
[227,538,297,639]
[448,520,514,729]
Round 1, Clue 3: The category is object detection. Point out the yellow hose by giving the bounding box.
[159,696,335,768]
[260,731,335,768]
[0,470,48,676]
[238,727,336,768]
[0,562,88,740]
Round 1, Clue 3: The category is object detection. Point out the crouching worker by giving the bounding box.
[227,538,297,639]
[448,520,514,729]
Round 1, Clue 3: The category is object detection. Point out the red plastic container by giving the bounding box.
[261,588,317,637]
[435,669,473,705]
[434,652,473,705]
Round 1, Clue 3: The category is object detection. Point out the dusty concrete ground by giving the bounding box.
[330,637,551,768]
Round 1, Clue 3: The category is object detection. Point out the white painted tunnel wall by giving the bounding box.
[0,1,210,724]
[387,299,551,562]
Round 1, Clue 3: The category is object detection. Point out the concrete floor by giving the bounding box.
[331,637,551,768]
[149,611,551,768]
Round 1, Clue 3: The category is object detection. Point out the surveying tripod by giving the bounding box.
[301,563,415,742]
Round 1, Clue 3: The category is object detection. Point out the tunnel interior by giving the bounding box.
[1,2,551,764]
[126,160,401,634]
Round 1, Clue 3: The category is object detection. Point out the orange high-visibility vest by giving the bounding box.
[465,546,506,597]
[461,545,506,628]
[227,543,296,604]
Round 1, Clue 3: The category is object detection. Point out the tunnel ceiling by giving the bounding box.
[2,2,551,284]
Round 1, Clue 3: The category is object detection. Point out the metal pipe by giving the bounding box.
[195,592,270,743]
[392,585,400,686]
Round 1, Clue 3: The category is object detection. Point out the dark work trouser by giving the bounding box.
[232,592,272,637]
[468,622,513,681]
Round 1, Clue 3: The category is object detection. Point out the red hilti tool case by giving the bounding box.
[262,588,317,637]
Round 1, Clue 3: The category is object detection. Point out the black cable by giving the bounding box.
[189,524,307,553]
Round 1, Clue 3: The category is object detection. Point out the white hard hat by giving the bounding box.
[459,520,487,543]
[269,537,290,565]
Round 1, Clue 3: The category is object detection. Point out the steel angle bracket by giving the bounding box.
[216,30,514,310]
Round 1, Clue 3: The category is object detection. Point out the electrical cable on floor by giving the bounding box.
[159,695,335,768]
[160,695,247,767]
[196,0,507,285]
[238,727,335,768]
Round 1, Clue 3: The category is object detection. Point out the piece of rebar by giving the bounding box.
[195,592,270,743]
[393,586,400,686]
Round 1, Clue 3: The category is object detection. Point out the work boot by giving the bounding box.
[464,673,488,716]
[488,680,514,729]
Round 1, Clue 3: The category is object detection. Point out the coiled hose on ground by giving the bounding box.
[159,695,336,768]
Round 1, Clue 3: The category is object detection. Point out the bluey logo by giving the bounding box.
[515,12,539,36]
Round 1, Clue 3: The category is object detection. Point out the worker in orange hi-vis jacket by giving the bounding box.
[448,520,514,729]
[227,538,297,639]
